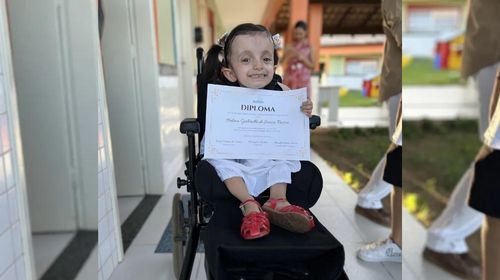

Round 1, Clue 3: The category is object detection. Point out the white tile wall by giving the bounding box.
[0,0,32,276]
[159,76,185,190]
[96,0,123,276]
[98,62,122,280]
[0,74,29,280]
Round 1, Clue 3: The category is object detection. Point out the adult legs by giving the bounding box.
[423,62,500,279]
[425,64,498,250]
[391,186,402,247]
[357,158,392,209]
[357,145,402,263]
[425,166,483,253]
[356,93,401,226]
[483,216,500,280]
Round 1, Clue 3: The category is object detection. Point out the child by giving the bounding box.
[202,23,315,240]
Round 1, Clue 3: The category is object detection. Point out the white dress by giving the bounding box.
[201,138,301,196]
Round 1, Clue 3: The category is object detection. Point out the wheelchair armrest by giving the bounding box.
[309,115,321,130]
[180,118,200,134]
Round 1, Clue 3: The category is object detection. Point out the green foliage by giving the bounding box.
[404,120,481,194]
[313,119,482,227]
[404,192,432,226]
[403,58,465,85]
[339,90,379,107]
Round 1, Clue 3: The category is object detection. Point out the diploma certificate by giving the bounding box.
[204,84,310,160]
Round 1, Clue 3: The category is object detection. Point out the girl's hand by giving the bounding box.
[296,54,306,63]
[300,99,313,118]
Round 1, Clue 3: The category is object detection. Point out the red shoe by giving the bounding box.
[239,199,270,240]
[262,198,315,233]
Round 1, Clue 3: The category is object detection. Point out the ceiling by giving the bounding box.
[213,0,270,31]
[273,0,383,35]
[212,0,383,36]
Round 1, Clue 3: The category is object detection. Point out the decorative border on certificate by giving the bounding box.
[204,84,310,160]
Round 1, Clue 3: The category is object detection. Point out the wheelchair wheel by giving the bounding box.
[172,193,186,279]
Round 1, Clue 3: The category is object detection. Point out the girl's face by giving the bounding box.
[222,33,275,89]
[293,27,307,42]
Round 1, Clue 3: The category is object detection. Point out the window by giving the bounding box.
[345,59,379,76]
[408,6,461,33]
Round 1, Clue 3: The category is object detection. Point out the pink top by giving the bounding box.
[283,41,312,97]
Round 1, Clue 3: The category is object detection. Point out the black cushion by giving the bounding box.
[195,160,323,208]
[201,200,346,280]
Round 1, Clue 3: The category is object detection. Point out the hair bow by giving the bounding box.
[272,34,282,49]
[216,32,228,49]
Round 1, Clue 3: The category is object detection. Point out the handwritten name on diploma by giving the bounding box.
[226,118,290,125]
[204,84,310,160]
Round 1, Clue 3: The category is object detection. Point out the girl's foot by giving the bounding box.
[262,198,315,233]
[239,199,270,240]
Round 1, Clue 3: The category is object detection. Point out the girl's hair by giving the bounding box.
[203,23,278,86]
[294,20,308,31]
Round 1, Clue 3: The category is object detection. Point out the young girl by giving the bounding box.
[202,23,315,240]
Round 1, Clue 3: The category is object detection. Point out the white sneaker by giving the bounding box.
[357,238,402,262]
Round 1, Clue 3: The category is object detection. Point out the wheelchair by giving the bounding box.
[172,48,347,280]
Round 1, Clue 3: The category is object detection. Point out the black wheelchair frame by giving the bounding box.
[173,48,323,280]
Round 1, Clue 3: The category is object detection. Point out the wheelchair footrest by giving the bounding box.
[226,263,312,280]
[201,201,346,280]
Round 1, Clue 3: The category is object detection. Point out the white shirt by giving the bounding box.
[391,101,402,146]
[391,119,402,146]
[483,96,500,149]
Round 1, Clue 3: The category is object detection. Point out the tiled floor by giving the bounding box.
[117,196,144,224]
[34,196,141,280]
[32,232,75,278]
[32,232,98,280]
[313,151,460,280]
[75,248,97,280]
[109,166,186,280]
[311,151,400,280]
[108,151,463,280]
[402,210,461,280]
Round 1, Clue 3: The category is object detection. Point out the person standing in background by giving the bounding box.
[357,102,403,263]
[354,0,402,229]
[356,0,403,263]
[468,69,500,280]
[423,1,500,279]
[282,21,315,98]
